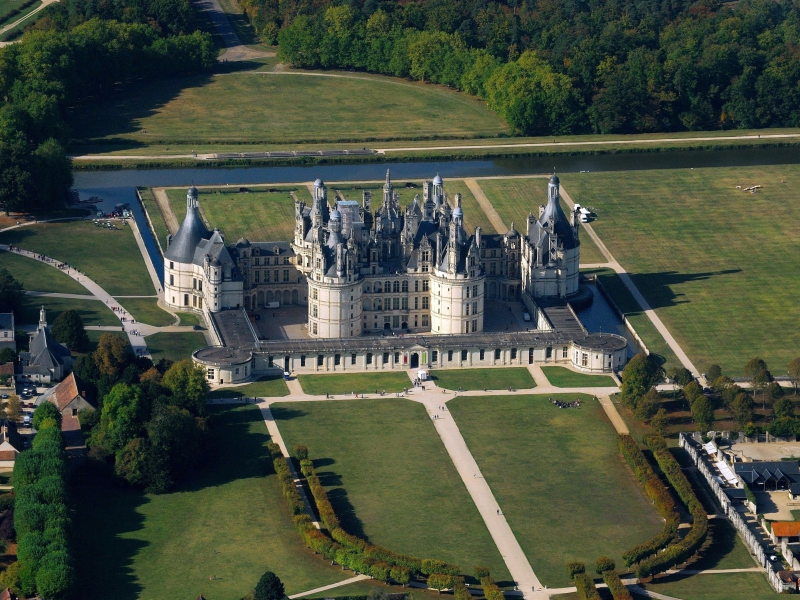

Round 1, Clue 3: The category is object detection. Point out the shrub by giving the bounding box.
[453,580,471,600]
[32,402,62,431]
[0,493,14,512]
[595,556,615,574]
[293,444,308,460]
[480,576,504,600]
[428,573,456,593]
[601,570,634,600]
[474,565,491,579]
[254,570,285,600]
[574,572,601,599]
[35,549,73,600]
[0,561,21,595]
[422,559,459,576]
[17,530,45,596]
[567,561,586,578]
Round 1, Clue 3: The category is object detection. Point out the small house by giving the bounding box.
[35,373,94,432]
[772,522,800,544]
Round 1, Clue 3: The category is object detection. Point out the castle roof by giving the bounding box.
[165,192,211,263]
[537,192,577,250]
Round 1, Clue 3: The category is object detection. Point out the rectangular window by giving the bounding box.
[383,352,389,364]
[466,287,470,299]
[422,280,429,292]
[274,270,279,281]
[422,297,429,309]
[312,304,318,317]
[393,298,400,310]
[254,270,260,283]
[301,355,306,367]
[473,285,478,297]
[448,350,453,361]
[490,263,496,275]
[351,353,357,365]
[394,352,400,363]
[432,350,438,362]
[401,297,408,310]
[367,353,373,365]
[235,367,240,375]
[414,280,419,292]
[422,315,429,327]
[334,354,341,366]
[283,270,289,282]
[198,280,202,292]
[312,288,318,300]
[192,278,197,289]
[199,297,203,309]
[312,322,317,335]
[563,346,569,358]
[255,257,260,266]
[193,296,197,307]
[414,297,419,309]
[461,350,468,361]
[265,270,270,282]
[465,304,470,316]
[207,368,215,380]
[183,294,189,306]
[511,348,517,359]
[472,301,477,314]
[169,274,174,286]
[479,349,485,360]
[393,281,400,293]
[472,319,477,332]
[170,262,174,269]
[582,353,588,367]
[546,347,553,359]
[317,355,324,366]
[495,349,501,360]
[392,315,400,328]
[284,257,290,265]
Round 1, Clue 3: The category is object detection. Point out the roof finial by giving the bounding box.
[385,169,391,184]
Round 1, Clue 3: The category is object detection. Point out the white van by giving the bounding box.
[266,301,280,309]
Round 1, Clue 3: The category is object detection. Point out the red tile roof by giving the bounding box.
[0,363,12,376]
[772,522,800,538]
[49,373,80,412]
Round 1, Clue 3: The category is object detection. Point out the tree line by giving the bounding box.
[0,0,215,215]
[261,0,800,136]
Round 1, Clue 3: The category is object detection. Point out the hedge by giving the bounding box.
[480,576,504,600]
[618,435,679,566]
[574,573,601,600]
[636,435,708,578]
[601,570,634,600]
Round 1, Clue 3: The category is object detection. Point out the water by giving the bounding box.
[72,145,800,189]
[577,284,643,358]
[73,187,164,282]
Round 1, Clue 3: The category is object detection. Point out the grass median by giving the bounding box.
[432,367,535,391]
[297,371,410,395]
[272,398,512,583]
[540,366,616,388]
[449,393,663,587]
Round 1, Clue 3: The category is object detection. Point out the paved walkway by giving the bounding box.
[558,184,703,380]
[288,575,370,599]
[192,0,276,62]
[598,396,629,434]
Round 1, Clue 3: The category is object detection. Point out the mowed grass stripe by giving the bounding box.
[272,398,512,583]
[449,394,663,588]
[0,221,155,296]
[476,178,607,263]
[72,405,351,600]
[72,71,509,145]
[563,166,800,375]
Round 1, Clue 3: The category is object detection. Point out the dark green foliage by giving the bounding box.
[0,347,16,364]
[567,561,586,577]
[254,570,285,600]
[35,549,73,600]
[293,444,308,460]
[732,393,754,429]
[50,309,89,352]
[0,269,23,315]
[474,566,490,579]
[774,397,795,419]
[76,407,98,430]
[706,365,722,382]
[601,570,634,600]
[574,572,601,599]
[768,417,800,438]
[634,388,660,422]
[620,354,664,409]
[32,402,62,431]
[691,396,715,433]
[594,556,615,574]
[161,359,209,416]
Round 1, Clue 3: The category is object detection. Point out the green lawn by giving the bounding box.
[145,331,207,363]
[0,250,90,295]
[176,312,203,326]
[272,398,512,584]
[563,166,800,375]
[71,70,509,147]
[138,187,170,254]
[475,178,607,264]
[449,394,664,588]
[433,367,535,391]
[297,372,410,395]
[116,298,176,327]
[585,268,681,372]
[541,366,616,388]
[442,180,496,234]
[208,375,289,399]
[165,186,311,243]
[72,404,351,600]
[0,221,155,296]
[21,295,117,328]
[641,572,776,600]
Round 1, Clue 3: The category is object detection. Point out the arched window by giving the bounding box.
[385,281,391,292]
[375,282,382,293]
[393,281,400,293]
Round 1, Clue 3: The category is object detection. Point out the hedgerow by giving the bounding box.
[574,573,601,600]
[600,570,634,600]
[618,435,679,566]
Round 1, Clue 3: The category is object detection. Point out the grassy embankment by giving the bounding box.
[72,404,353,600]
[449,393,664,588]
[563,165,800,375]
[540,366,616,388]
[145,331,208,362]
[272,398,513,584]
[432,367,535,391]
[207,375,289,399]
[137,187,170,254]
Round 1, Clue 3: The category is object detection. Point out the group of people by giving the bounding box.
[550,397,582,409]
[411,378,426,389]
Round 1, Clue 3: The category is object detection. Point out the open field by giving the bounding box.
[138,187,170,253]
[116,298,175,327]
[72,404,350,600]
[297,372,410,395]
[0,221,155,296]
[272,398,512,583]
[432,367,535,391]
[70,70,510,147]
[145,331,207,363]
[449,394,663,587]
[564,165,800,375]
[208,375,289,399]
[0,250,89,295]
[474,178,607,264]
[21,295,117,328]
[641,572,775,600]
[541,366,616,388]
[164,186,311,242]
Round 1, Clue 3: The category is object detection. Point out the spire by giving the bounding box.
[39,306,47,330]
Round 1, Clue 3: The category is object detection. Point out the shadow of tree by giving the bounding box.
[628,269,741,311]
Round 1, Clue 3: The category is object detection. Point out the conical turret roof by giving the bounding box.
[538,192,577,250]
[165,190,211,263]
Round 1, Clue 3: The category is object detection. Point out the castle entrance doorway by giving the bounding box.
[410,353,419,368]
[384,322,390,331]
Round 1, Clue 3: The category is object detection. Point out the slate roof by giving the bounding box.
[0,314,13,330]
[534,185,578,251]
[165,199,211,263]
[734,461,800,485]
[24,326,70,373]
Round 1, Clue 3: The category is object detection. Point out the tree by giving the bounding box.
[115,437,149,487]
[0,347,15,363]
[774,397,795,419]
[635,388,660,422]
[768,417,800,438]
[691,396,715,434]
[255,571,285,600]
[427,573,455,594]
[6,395,21,422]
[744,357,769,381]
[144,404,202,493]
[668,367,694,387]
[161,360,209,416]
[31,401,61,430]
[651,408,670,437]
[732,393,754,430]
[789,357,800,396]
[683,381,703,406]
[706,365,723,382]
[753,369,774,409]
[93,383,144,455]
[50,309,89,352]
[595,556,615,574]
[620,353,664,408]
[94,333,132,378]
[0,269,23,315]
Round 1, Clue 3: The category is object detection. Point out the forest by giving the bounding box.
[249,0,800,136]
